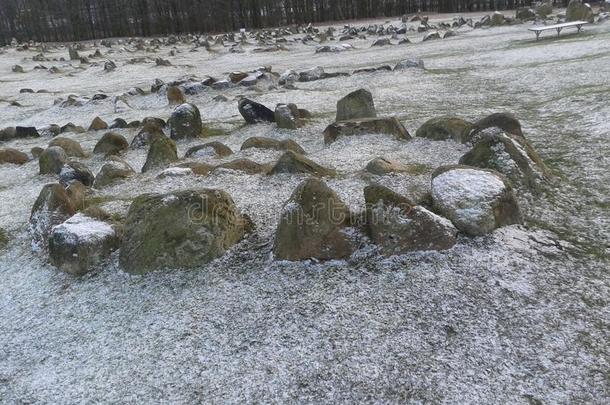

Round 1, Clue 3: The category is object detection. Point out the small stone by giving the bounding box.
[185,142,233,158]
[88,117,108,131]
[336,88,376,121]
[169,103,203,139]
[238,98,275,124]
[0,148,29,165]
[268,151,335,176]
[93,132,129,155]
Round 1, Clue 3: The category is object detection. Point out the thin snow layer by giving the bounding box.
[432,168,505,232]
[52,213,115,243]
[1,10,610,404]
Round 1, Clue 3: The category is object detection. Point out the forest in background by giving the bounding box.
[0,0,571,44]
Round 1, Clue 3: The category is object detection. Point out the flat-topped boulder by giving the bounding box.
[324,117,411,145]
[119,189,251,274]
[431,165,522,236]
[49,213,119,276]
[241,137,305,154]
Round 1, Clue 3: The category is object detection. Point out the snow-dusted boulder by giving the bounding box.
[238,98,275,124]
[119,189,251,274]
[336,88,376,121]
[49,214,119,276]
[275,103,302,129]
[141,134,178,173]
[566,0,593,22]
[274,178,358,261]
[298,66,325,82]
[416,116,474,143]
[431,166,522,236]
[39,146,68,175]
[365,157,420,175]
[94,158,135,189]
[459,133,550,192]
[394,59,424,70]
[29,183,77,249]
[59,161,95,186]
[268,151,336,177]
[168,103,203,140]
[278,69,299,85]
[364,184,458,254]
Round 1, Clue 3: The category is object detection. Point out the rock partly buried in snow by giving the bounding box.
[336,89,377,121]
[364,184,457,255]
[185,142,233,158]
[59,161,95,186]
[365,157,420,175]
[324,117,411,145]
[39,146,68,175]
[169,103,203,140]
[214,159,270,175]
[88,117,108,131]
[238,98,275,124]
[490,11,506,26]
[516,7,536,21]
[48,137,87,158]
[275,103,302,129]
[49,213,119,276]
[423,31,441,41]
[0,148,29,165]
[29,183,77,249]
[566,0,593,22]
[431,166,522,236]
[269,151,336,176]
[459,132,550,192]
[371,38,392,47]
[93,132,129,155]
[119,189,250,274]
[274,178,357,261]
[394,59,425,70]
[15,126,41,139]
[109,118,128,129]
[416,116,474,143]
[241,137,306,154]
[279,69,299,85]
[167,86,186,105]
[94,158,135,188]
[298,66,325,82]
[472,112,523,139]
[157,167,194,178]
[141,134,178,173]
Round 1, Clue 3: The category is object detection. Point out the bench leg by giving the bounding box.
[535,31,540,41]
[577,25,583,33]
[556,27,562,37]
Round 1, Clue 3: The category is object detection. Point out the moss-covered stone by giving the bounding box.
[268,151,336,177]
[49,137,87,157]
[119,189,250,274]
[241,137,306,154]
[141,134,178,173]
[185,142,233,158]
[29,183,77,248]
[39,146,68,175]
[93,132,129,155]
[336,88,376,121]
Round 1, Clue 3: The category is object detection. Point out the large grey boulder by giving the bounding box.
[274,178,357,261]
[119,189,251,274]
[431,166,522,236]
[336,89,376,121]
[39,146,68,175]
[459,132,550,192]
[29,183,77,249]
[169,103,203,139]
[364,184,457,255]
[324,117,411,145]
[49,214,119,276]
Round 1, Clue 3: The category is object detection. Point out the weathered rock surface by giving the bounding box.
[49,213,119,276]
[29,183,76,249]
[94,159,135,188]
[275,103,302,129]
[324,117,411,145]
[416,116,474,143]
[169,103,203,140]
[241,137,305,154]
[274,178,357,261]
[39,146,68,174]
[88,117,108,131]
[394,59,425,70]
[141,134,178,172]
[431,166,522,236]
[472,112,523,139]
[119,189,250,274]
[365,157,420,175]
[566,0,593,22]
[238,98,275,124]
[93,132,129,155]
[364,184,457,255]
[336,89,376,121]
[59,161,95,186]
[459,132,550,192]
[131,122,165,149]
[269,151,335,176]
[0,148,29,165]
[167,86,186,105]
[49,137,87,158]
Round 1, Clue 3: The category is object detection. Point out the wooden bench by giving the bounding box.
[529,21,588,41]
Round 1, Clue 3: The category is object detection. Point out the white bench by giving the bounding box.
[529,21,588,41]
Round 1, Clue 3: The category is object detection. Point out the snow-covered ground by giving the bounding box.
[1,11,609,404]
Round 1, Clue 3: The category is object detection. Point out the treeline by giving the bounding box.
[0,0,569,44]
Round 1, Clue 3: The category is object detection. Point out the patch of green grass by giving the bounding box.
[0,228,8,249]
